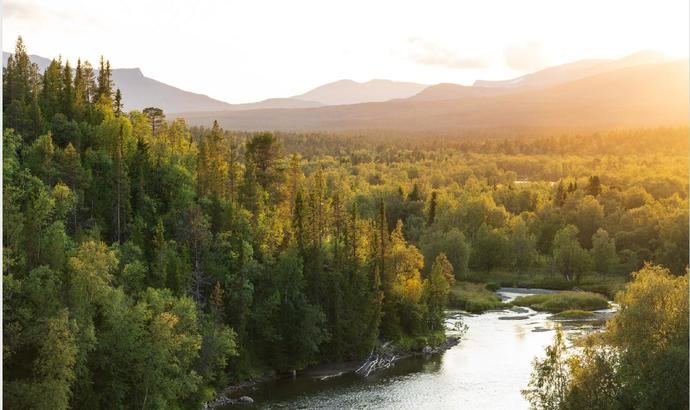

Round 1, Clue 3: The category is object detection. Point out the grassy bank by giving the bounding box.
[396,330,448,352]
[512,291,609,313]
[460,271,627,299]
[448,282,508,313]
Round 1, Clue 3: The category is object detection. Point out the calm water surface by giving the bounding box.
[228,288,612,409]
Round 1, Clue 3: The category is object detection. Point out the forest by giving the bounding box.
[3,38,688,409]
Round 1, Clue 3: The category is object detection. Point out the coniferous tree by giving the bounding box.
[72,59,86,120]
[427,191,437,226]
[113,89,123,116]
[96,56,113,104]
[61,60,74,119]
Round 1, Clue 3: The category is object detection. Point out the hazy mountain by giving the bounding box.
[292,79,428,105]
[2,52,53,72]
[109,67,322,113]
[473,50,669,89]
[408,83,510,101]
[5,50,684,129]
[180,60,689,132]
[109,67,237,113]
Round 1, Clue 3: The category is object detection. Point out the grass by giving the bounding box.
[551,309,596,319]
[448,282,509,313]
[460,270,627,299]
[512,291,609,313]
[396,330,447,352]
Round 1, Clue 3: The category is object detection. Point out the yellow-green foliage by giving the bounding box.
[448,282,507,313]
[4,37,688,410]
[525,264,689,409]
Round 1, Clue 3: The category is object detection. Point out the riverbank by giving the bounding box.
[448,282,509,312]
[460,271,627,299]
[206,280,618,408]
[211,287,617,409]
[204,334,463,409]
[449,279,615,315]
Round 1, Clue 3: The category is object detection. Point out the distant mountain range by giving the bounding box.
[3,50,687,132]
[292,79,428,105]
[180,60,688,132]
[2,53,425,112]
[473,50,669,89]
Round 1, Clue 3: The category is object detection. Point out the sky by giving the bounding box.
[3,0,688,104]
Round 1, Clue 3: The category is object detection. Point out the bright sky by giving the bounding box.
[3,0,688,103]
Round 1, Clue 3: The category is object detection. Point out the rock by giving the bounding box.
[238,396,254,404]
[532,327,553,333]
[510,306,529,314]
[498,315,530,320]
[422,345,433,354]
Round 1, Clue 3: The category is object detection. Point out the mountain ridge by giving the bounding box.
[178,60,689,132]
[292,78,428,105]
[473,50,669,89]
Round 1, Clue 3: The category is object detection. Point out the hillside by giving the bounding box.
[473,50,668,89]
[292,79,428,105]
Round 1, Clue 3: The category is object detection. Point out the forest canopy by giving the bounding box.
[3,38,688,409]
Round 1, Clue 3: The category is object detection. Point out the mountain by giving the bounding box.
[292,79,428,105]
[108,67,322,113]
[180,60,689,132]
[5,50,685,130]
[408,83,510,101]
[2,52,449,112]
[109,67,237,113]
[473,50,669,89]
[2,52,52,72]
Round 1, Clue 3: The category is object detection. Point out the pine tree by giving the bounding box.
[587,175,602,196]
[61,60,74,119]
[293,189,306,253]
[72,59,86,120]
[113,89,123,116]
[96,56,113,104]
[3,37,44,140]
[143,107,165,136]
[377,198,388,286]
[427,191,437,226]
[408,183,421,202]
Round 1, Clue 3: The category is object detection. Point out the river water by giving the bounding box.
[227,288,613,409]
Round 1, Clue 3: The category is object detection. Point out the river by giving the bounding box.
[224,288,614,409]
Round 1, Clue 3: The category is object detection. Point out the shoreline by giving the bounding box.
[204,285,615,408]
[203,334,461,409]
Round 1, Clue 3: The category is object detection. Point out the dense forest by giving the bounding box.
[3,38,688,409]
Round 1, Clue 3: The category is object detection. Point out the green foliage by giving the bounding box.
[419,228,470,278]
[471,223,510,273]
[522,326,570,410]
[525,265,688,409]
[604,264,689,410]
[424,253,453,330]
[4,38,688,409]
[552,225,591,281]
[590,228,617,274]
[251,249,328,371]
[447,281,507,313]
[508,217,538,273]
